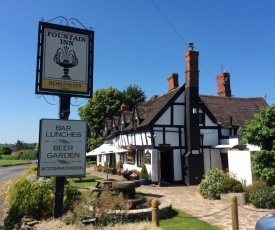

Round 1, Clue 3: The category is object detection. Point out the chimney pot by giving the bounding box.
[188,43,194,50]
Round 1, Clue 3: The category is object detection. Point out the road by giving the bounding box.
[0,164,33,181]
[0,163,33,229]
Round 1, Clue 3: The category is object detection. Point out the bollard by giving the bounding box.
[152,199,160,227]
[231,195,239,230]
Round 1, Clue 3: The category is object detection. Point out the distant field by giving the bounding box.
[0,160,32,167]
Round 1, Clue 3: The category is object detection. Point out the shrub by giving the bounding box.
[140,164,149,180]
[248,186,275,209]
[244,181,267,201]
[220,176,244,193]
[66,186,130,227]
[199,168,225,199]
[3,172,81,229]
[19,150,38,160]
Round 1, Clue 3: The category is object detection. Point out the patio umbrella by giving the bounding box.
[86,144,128,156]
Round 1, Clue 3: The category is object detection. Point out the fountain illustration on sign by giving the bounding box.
[54,46,78,80]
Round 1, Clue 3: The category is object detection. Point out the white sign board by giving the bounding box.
[38,119,87,177]
[35,21,94,97]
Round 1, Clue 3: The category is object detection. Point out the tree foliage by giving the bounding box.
[78,85,146,151]
[251,150,275,186]
[240,104,275,150]
[79,87,123,150]
[122,84,146,110]
[0,145,12,155]
[240,104,275,186]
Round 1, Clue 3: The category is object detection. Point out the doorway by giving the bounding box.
[160,150,174,184]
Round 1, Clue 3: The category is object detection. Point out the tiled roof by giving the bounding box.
[200,95,268,127]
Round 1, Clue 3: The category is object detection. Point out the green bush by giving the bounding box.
[140,164,149,180]
[249,186,275,209]
[199,168,225,199]
[4,172,81,229]
[18,150,38,160]
[244,181,267,201]
[220,177,244,193]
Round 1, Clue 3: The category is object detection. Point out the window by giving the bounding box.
[126,151,135,164]
[119,153,126,163]
[137,149,151,166]
[144,150,151,164]
[137,149,144,167]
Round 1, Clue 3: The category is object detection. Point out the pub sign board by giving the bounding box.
[38,119,87,177]
[35,21,94,98]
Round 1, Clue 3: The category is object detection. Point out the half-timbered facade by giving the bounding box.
[99,43,268,185]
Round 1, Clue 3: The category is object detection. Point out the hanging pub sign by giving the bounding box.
[38,119,87,177]
[35,21,94,98]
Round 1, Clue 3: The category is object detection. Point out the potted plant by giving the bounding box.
[140,164,151,185]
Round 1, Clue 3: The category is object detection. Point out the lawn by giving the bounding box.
[0,160,32,167]
[160,209,220,230]
[68,175,101,189]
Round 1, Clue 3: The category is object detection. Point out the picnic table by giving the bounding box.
[95,179,116,188]
[88,179,117,198]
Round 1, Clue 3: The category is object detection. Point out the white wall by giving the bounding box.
[228,150,253,185]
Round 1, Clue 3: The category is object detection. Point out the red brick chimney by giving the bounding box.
[167,73,179,92]
[216,72,231,97]
[121,103,130,111]
[185,43,199,90]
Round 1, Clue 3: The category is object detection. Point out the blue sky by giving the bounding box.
[1,0,275,144]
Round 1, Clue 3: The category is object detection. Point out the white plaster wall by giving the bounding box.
[153,130,164,146]
[155,107,171,125]
[221,129,230,136]
[173,149,182,181]
[201,129,219,146]
[135,133,142,145]
[205,115,217,126]
[165,130,179,146]
[228,137,240,146]
[174,105,185,125]
[141,132,148,145]
[228,150,253,185]
[175,92,185,103]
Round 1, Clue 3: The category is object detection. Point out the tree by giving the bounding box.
[79,87,123,150]
[79,85,146,151]
[240,104,275,185]
[240,104,275,151]
[0,145,12,155]
[122,84,146,110]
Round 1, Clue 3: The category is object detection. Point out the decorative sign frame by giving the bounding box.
[38,119,87,177]
[35,20,94,98]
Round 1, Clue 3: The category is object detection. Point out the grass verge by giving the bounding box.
[0,160,32,167]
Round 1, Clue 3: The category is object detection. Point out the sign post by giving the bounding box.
[36,17,94,218]
[54,96,70,218]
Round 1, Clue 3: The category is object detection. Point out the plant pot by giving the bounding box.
[140,179,152,185]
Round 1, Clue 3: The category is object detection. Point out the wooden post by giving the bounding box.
[152,199,160,227]
[231,195,239,230]
[53,95,70,218]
